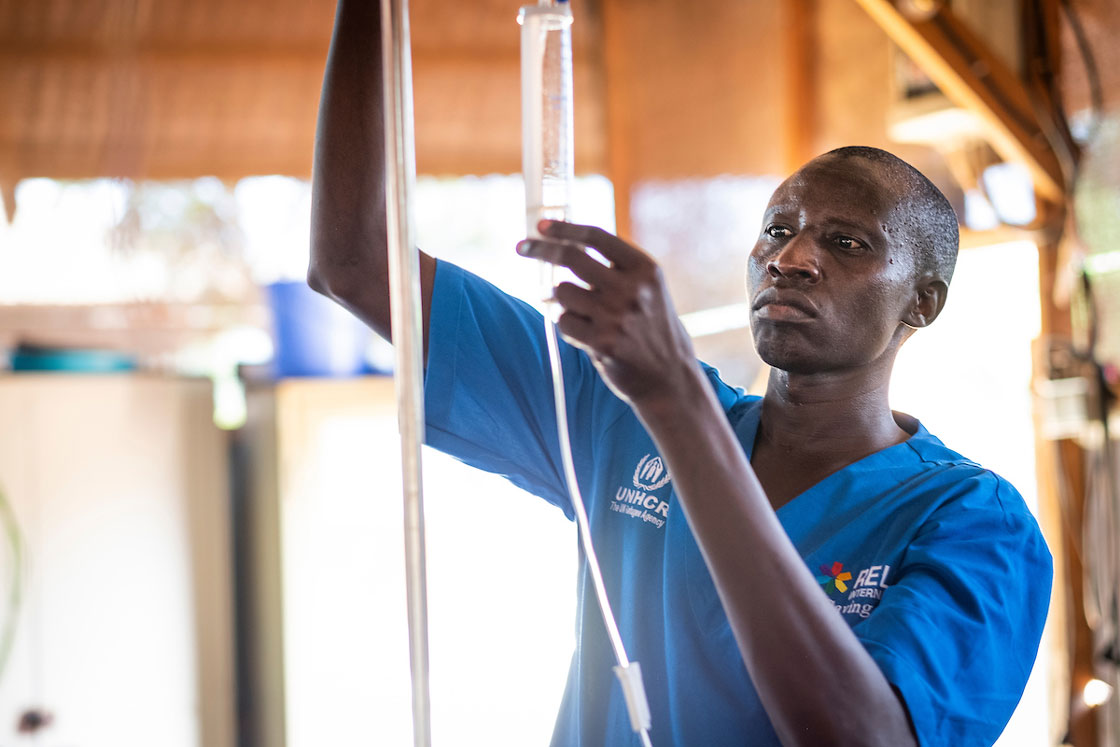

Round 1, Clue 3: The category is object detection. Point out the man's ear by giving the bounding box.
[902,277,948,329]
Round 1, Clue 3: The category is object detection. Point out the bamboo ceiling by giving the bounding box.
[0,0,1117,188]
[0,0,605,183]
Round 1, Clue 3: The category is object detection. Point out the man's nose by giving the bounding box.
[766,234,821,283]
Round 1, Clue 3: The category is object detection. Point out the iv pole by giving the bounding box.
[381,0,431,744]
[380,1,645,743]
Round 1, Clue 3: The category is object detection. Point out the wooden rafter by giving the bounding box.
[853,0,1066,202]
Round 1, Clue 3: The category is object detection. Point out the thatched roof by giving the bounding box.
[0,0,1116,190]
[0,0,603,181]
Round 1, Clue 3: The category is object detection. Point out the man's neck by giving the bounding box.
[758,367,909,458]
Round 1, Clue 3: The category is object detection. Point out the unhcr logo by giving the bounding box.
[633,453,672,491]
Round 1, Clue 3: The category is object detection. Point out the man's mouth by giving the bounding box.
[752,289,818,321]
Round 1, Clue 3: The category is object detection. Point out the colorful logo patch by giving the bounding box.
[817,561,852,594]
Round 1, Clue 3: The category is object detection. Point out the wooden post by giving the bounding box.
[783,0,816,173]
[1036,225,1103,746]
[0,179,14,224]
[600,0,634,240]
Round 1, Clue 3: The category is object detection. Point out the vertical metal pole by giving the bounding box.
[380,0,431,744]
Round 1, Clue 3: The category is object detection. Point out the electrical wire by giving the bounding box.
[1061,0,1104,145]
[1026,1,1118,708]
[1079,272,1120,662]
[1014,5,1118,734]
[1021,0,1079,193]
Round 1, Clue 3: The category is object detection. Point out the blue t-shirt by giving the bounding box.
[423,260,1052,747]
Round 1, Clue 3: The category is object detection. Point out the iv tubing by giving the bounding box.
[543,308,654,747]
[543,308,629,667]
[381,0,432,744]
[520,2,652,742]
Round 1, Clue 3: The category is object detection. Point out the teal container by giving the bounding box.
[9,345,136,373]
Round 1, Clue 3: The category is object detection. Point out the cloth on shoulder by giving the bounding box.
[423,259,1053,747]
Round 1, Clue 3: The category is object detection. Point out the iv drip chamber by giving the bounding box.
[519,1,574,238]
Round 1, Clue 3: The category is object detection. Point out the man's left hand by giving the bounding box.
[516,219,698,411]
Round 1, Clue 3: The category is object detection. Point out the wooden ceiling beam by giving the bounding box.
[853,0,1065,202]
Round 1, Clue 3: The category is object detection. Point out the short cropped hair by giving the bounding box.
[824,146,960,285]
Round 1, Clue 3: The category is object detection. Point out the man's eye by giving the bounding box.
[834,236,866,252]
[766,225,792,239]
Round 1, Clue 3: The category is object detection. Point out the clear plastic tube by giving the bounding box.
[520,4,652,743]
[519,2,574,237]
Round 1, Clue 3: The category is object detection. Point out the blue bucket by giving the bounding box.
[267,281,374,378]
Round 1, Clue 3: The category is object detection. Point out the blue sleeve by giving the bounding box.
[423,260,622,517]
[854,471,1053,747]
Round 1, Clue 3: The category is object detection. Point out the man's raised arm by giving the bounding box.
[308,0,436,360]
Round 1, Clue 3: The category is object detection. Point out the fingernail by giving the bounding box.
[516,240,530,255]
[538,219,553,232]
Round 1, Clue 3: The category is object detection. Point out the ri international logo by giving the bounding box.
[817,562,852,595]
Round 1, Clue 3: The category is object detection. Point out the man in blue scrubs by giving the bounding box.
[309,3,1052,745]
